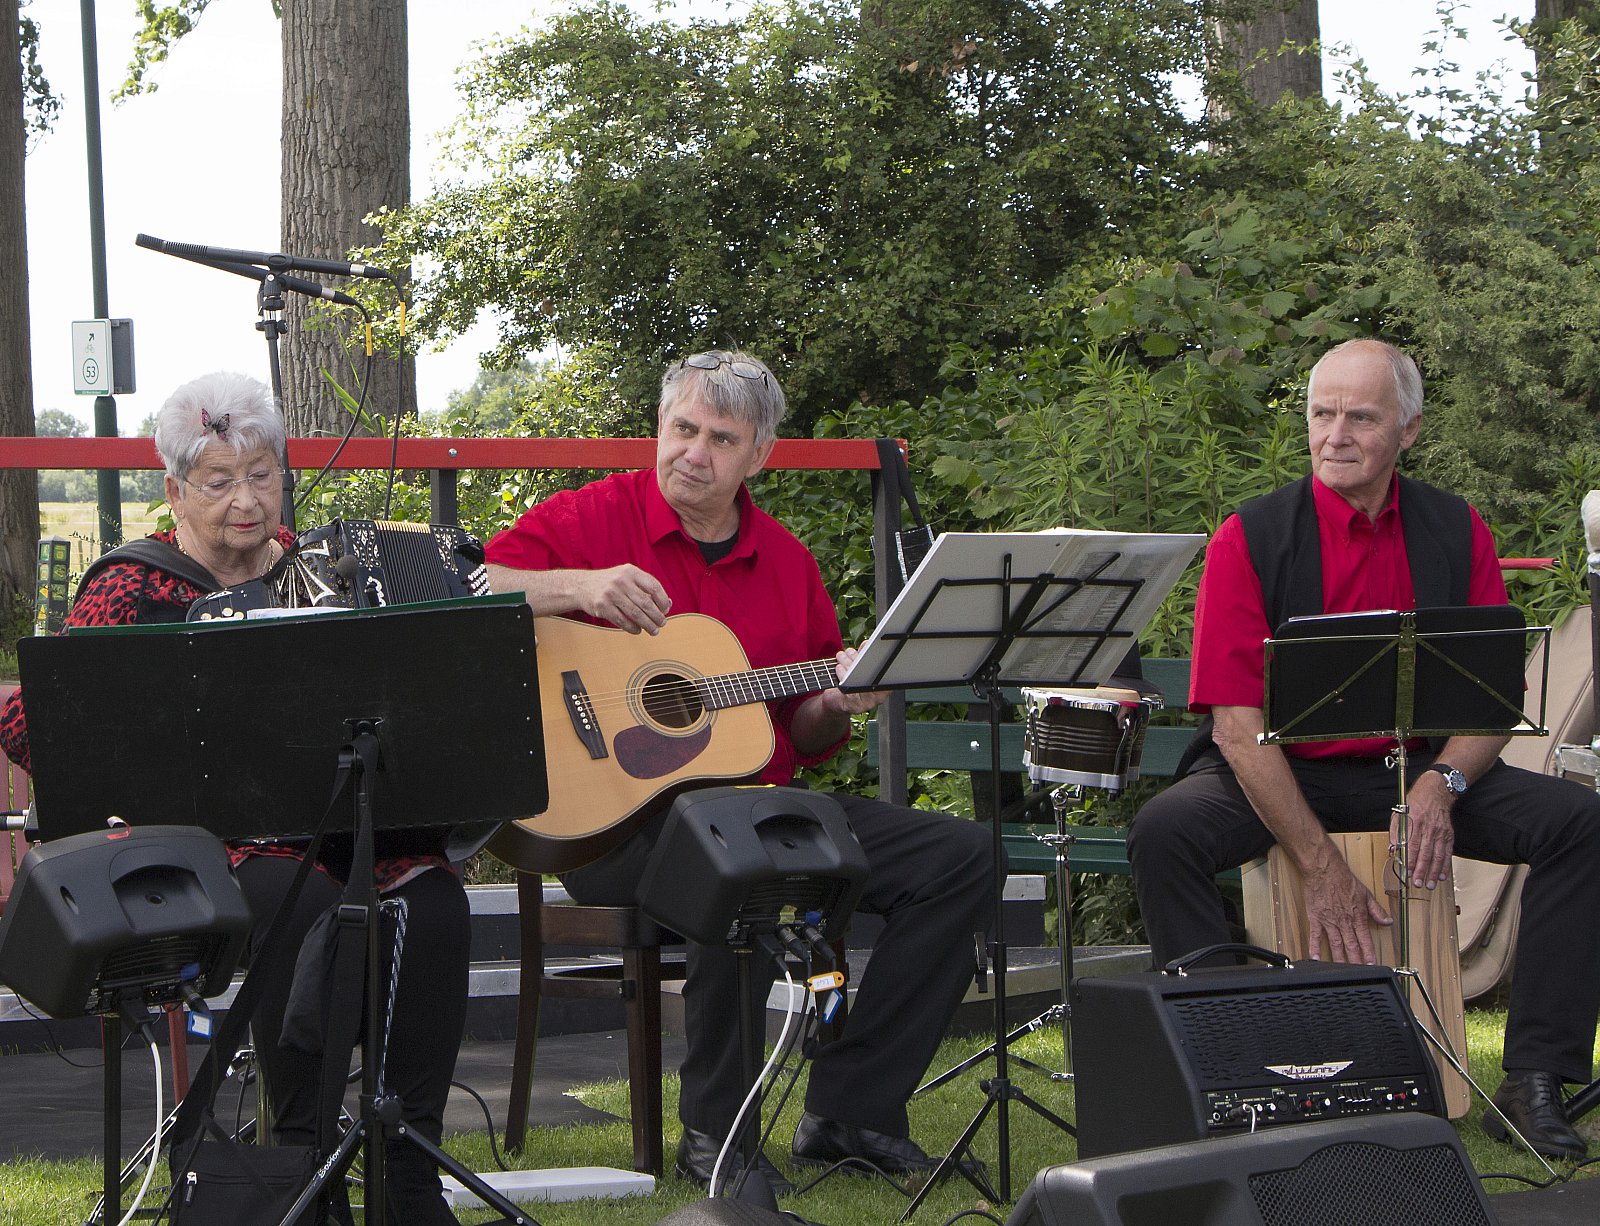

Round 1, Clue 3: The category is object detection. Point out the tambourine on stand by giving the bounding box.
[1020,687,1158,1081]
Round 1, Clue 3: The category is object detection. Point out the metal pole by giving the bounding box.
[79,0,121,552]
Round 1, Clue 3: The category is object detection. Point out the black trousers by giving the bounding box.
[234,856,470,1226]
[1127,752,1600,1083]
[564,792,997,1139]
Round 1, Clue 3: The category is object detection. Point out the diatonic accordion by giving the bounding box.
[188,518,491,621]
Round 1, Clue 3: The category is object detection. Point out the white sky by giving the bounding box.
[21,0,1536,431]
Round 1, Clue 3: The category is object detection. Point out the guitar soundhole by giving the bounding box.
[639,671,705,730]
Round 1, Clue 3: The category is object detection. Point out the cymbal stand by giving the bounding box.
[912,783,1089,1095]
[1038,784,1084,1080]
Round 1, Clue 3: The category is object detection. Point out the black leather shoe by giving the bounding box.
[675,1127,794,1196]
[1483,1071,1588,1160]
[791,1111,976,1179]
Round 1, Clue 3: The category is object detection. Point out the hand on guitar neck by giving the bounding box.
[791,645,889,754]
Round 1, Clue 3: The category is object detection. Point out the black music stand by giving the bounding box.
[842,529,1201,1215]
[1261,604,1549,1164]
[19,595,550,1226]
[1264,606,1539,968]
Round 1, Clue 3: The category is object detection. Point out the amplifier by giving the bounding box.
[1072,952,1444,1159]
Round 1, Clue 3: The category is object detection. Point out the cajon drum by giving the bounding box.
[1243,831,1470,1118]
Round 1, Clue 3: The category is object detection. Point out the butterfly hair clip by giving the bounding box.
[200,408,231,440]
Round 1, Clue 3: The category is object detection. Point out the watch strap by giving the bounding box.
[1426,762,1468,793]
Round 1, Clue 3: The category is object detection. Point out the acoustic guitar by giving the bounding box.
[486,613,840,873]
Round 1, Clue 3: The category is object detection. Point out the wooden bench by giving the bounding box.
[867,658,1199,878]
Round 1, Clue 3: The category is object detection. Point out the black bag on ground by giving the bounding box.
[168,1131,321,1226]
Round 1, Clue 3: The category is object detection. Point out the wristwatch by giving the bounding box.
[1426,762,1469,795]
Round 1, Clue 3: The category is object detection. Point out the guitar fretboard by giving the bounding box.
[694,659,840,710]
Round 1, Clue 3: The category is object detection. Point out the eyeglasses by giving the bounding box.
[679,353,770,387]
[184,468,284,503]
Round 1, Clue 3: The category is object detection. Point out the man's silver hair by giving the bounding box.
[1306,338,1424,428]
[659,349,788,446]
[153,371,286,483]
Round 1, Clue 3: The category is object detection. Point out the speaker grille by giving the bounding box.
[1249,1140,1494,1226]
[90,933,227,1006]
[1171,984,1420,1087]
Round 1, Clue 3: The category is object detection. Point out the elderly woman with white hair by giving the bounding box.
[1,371,470,1225]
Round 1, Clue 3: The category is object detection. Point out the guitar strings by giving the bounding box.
[565,658,841,718]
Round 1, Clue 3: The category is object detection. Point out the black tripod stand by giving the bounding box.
[902,667,1077,1215]
[282,723,536,1226]
[635,786,868,1210]
[837,528,1201,1216]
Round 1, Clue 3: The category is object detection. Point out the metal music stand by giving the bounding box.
[1261,605,1545,1147]
[19,594,549,1226]
[842,528,1201,1215]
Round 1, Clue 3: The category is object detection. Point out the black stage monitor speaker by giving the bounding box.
[637,786,869,947]
[0,824,251,1018]
[1072,954,1443,1158]
[1006,1114,1495,1226]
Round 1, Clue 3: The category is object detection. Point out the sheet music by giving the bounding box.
[841,528,1204,690]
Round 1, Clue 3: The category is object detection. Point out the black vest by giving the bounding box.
[1174,473,1474,777]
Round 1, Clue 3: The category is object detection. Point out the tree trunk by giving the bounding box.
[1532,1,1600,99]
[1211,0,1322,117]
[279,0,412,438]
[1,0,41,628]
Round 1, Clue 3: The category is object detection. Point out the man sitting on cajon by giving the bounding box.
[1126,338,1600,1161]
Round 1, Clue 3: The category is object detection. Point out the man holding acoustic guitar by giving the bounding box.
[483,349,997,1196]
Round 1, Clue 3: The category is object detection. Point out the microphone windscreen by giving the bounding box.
[1583,491,1600,570]
[335,555,361,581]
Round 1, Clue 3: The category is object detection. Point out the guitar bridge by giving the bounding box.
[562,670,608,761]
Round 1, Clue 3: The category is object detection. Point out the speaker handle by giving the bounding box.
[1161,942,1292,976]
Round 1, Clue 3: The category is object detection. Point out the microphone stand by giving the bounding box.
[256,274,295,531]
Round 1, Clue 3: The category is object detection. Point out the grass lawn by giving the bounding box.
[37,502,164,578]
[2,1008,1597,1226]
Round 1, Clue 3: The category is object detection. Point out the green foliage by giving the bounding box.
[32,408,83,438]
[304,355,635,542]
[19,2,61,139]
[113,0,242,101]
[321,5,1600,935]
[377,0,1213,435]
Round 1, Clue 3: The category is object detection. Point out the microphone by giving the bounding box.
[137,233,392,280]
[269,271,360,308]
[211,258,361,307]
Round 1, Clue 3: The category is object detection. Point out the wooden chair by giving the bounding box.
[505,869,670,1175]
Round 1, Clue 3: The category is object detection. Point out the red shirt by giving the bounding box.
[1189,474,1506,758]
[485,467,848,782]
